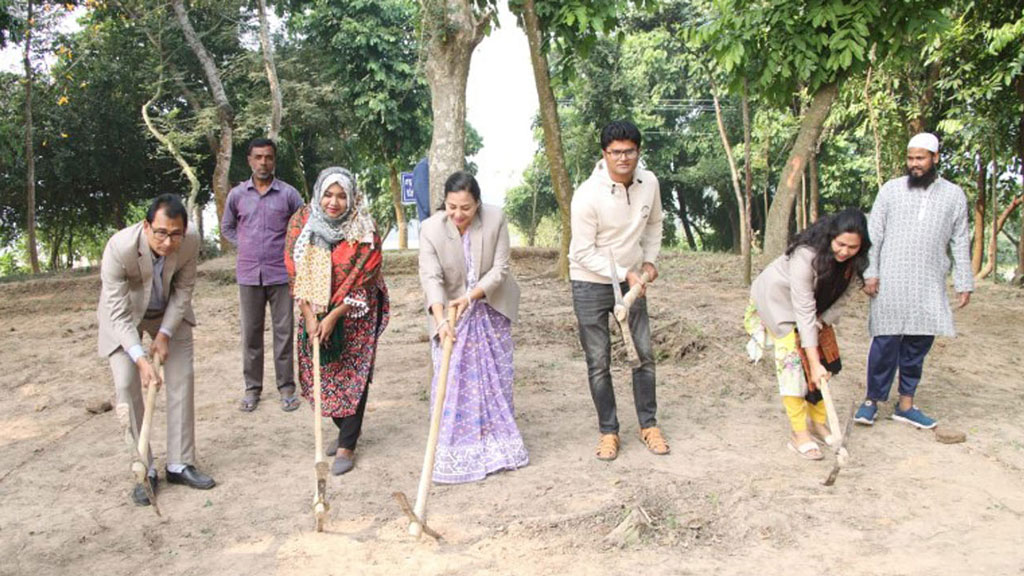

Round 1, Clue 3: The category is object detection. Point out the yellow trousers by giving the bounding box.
[782,395,827,433]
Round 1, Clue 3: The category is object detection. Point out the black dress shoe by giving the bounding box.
[131,472,158,506]
[165,465,216,490]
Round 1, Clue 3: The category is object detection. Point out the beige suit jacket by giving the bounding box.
[97,221,199,357]
[750,245,847,348]
[418,204,520,333]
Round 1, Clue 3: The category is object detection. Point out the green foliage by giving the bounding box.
[0,0,1020,277]
[504,152,558,244]
[689,0,950,103]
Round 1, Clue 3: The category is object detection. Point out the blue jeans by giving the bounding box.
[866,335,935,401]
[571,280,657,434]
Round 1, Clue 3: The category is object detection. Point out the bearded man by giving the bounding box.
[855,132,973,429]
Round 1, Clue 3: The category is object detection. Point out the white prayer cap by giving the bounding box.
[907,132,939,153]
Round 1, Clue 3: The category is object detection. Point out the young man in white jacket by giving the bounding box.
[569,120,667,461]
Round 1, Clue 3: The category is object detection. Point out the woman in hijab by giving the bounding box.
[284,167,389,475]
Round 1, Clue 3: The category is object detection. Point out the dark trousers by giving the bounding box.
[571,280,657,434]
[866,335,935,401]
[239,284,295,394]
[332,383,369,451]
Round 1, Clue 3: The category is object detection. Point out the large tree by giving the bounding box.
[171,0,235,249]
[419,0,494,211]
[696,0,951,258]
[512,0,625,277]
[296,0,432,249]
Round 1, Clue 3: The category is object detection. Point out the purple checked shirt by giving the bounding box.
[222,178,304,286]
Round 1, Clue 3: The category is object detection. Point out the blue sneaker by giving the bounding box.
[892,405,937,429]
[854,400,877,425]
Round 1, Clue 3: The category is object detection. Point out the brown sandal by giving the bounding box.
[595,434,620,461]
[640,427,670,455]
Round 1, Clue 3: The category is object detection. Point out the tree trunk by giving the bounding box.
[809,148,820,223]
[675,189,697,251]
[257,0,282,140]
[195,205,204,253]
[142,77,202,216]
[864,48,883,189]
[422,0,489,214]
[1018,205,1024,286]
[976,194,1023,281]
[727,207,740,253]
[762,129,771,242]
[907,61,940,136]
[764,83,838,258]
[172,0,234,251]
[1016,77,1024,285]
[388,163,408,249]
[520,0,573,278]
[23,0,40,274]
[798,171,806,232]
[988,167,998,282]
[710,79,749,283]
[49,226,63,271]
[529,180,538,247]
[289,125,310,199]
[67,227,73,269]
[741,79,753,281]
[972,154,986,275]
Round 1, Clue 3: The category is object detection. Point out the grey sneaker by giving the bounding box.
[331,453,354,476]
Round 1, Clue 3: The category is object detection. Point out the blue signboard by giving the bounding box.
[401,172,415,205]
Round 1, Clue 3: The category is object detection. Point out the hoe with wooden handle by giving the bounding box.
[312,334,330,532]
[400,305,458,541]
[818,375,852,486]
[116,356,162,516]
[608,251,651,368]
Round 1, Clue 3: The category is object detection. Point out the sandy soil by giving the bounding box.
[1,249,1023,576]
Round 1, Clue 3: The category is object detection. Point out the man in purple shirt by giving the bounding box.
[222,138,304,412]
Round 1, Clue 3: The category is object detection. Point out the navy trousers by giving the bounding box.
[866,335,935,401]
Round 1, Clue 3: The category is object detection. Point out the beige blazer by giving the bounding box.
[97,221,199,357]
[418,204,520,333]
[750,245,847,348]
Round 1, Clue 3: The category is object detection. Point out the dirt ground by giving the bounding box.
[1,249,1023,576]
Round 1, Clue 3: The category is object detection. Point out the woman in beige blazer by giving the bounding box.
[417,171,528,484]
[745,208,870,461]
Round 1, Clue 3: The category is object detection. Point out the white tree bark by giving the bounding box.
[257,0,282,140]
[421,0,491,212]
[171,0,234,249]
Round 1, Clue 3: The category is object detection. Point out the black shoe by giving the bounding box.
[131,471,158,506]
[166,465,216,490]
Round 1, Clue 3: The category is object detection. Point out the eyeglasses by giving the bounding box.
[605,148,639,160]
[152,229,185,242]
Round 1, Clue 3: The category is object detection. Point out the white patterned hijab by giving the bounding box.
[292,167,376,266]
[292,167,376,311]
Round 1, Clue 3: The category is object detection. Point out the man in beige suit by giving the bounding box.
[98,194,215,507]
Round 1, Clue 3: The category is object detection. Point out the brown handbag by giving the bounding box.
[796,324,842,402]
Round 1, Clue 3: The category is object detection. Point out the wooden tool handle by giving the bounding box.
[313,334,323,464]
[410,305,458,538]
[622,271,652,309]
[818,376,843,450]
[617,311,641,367]
[137,357,161,464]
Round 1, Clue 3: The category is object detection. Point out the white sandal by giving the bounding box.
[788,440,824,461]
